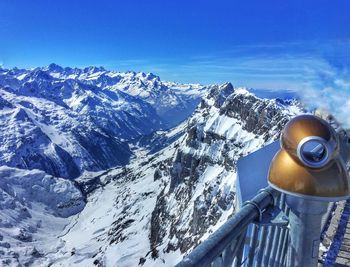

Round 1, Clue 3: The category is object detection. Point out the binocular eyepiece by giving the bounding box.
[268,114,350,200]
[281,114,339,169]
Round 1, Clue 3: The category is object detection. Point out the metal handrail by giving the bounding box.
[176,187,280,267]
[176,185,336,267]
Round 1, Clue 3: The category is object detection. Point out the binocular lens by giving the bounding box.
[299,139,328,167]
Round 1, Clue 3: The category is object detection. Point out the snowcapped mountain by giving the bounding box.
[148,83,301,259]
[0,65,205,178]
[44,63,206,127]
[0,82,300,267]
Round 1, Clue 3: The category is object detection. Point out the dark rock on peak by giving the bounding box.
[47,63,64,73]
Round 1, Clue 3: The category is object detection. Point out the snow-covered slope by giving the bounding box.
[0,65,205,178]
[0,87,133,179]
[0,166,85,266]
[24,83,301,267]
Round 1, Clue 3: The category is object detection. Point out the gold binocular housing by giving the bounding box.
[268,114,350,200]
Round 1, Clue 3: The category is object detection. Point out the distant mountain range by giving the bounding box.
[0,64,206,178]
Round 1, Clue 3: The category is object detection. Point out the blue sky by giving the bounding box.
[0,0,350,90]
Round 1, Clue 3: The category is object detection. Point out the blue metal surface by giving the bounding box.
[236,141,280,207]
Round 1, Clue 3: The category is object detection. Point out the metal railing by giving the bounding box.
[176,187,291,267]
[176,186,336,267]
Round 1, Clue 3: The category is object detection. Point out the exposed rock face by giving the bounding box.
[222,93,290,137]
[149,83,301,256]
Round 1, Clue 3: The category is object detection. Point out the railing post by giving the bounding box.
[285,197,328,267]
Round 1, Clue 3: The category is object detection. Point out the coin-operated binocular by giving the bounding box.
[268,114,350,267]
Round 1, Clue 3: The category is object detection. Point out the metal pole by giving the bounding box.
[285,195,328,267]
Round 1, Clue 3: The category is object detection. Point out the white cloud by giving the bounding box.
[302,64,350,128]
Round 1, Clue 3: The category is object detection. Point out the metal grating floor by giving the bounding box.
[321,199,350,266]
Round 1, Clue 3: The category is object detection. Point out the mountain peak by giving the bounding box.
[220,82,233,90]
[146,72,160,81]
[47,63,64,72]
[83,66,106,73]
[208,82,234,100]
